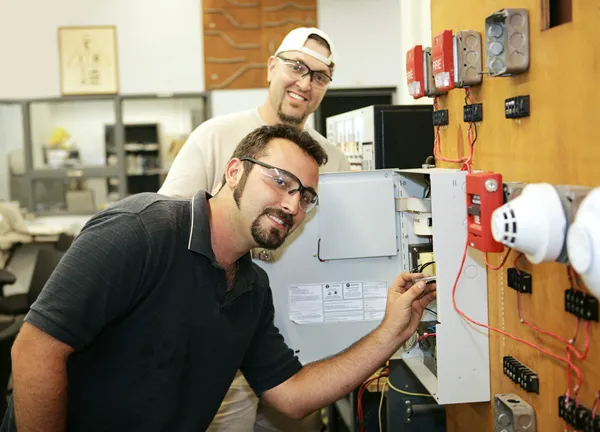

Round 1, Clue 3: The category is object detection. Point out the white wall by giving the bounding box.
[0,0,204,98]
[319,0,402,92]
[397,0,433,104]
[0,0,432,201]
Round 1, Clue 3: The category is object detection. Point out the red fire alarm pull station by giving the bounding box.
[406,45,425,99]
[432,30,454,93]
[466,172,505,252]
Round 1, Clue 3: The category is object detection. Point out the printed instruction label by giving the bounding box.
[289,281,388,325]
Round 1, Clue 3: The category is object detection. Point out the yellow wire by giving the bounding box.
[387,378,434,398]
[378,382,387,432]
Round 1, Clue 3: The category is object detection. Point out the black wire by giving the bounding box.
[471,121,478,148]
[317,239,326,262]
[425,307,437,316]
[419,261,435,273]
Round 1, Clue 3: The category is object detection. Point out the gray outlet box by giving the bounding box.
[494,393,536,432]
[485,9,530,77]
[453,30,483,87]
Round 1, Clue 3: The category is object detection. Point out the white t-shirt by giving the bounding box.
[159,108,350,198]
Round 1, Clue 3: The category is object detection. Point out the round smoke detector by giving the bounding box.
[491,183,567,264]
[567,188,600,299]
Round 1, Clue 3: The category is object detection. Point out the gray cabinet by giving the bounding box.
[2,93,210,214]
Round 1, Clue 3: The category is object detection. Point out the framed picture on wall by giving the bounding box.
[58,25,119,95]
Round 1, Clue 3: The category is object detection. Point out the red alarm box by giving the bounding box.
[406,45,425,99]
[432,30,454,92]
[466,172,504,252]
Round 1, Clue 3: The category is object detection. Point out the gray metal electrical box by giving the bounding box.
[256,169,491,405]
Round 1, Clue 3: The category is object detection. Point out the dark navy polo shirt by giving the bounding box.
[2,192,302,432]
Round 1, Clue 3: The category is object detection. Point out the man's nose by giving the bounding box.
[281,191,301,216]
[296,74,312,92]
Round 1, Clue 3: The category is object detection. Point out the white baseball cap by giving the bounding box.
[275,27,336,70]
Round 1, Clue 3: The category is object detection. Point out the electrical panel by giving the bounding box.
[453,30,483,87]
[397,168,490,405]
[485,8,530,77]
[432,30,454,92]
[256,169,490,405]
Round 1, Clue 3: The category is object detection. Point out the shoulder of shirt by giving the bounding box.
[188,109,260,139]
[85,193,189,236]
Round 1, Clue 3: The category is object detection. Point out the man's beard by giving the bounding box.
[250,208,293,250]
[233,180,293,250]
[277,98,305,126]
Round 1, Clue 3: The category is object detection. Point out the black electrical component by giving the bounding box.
[432,109,449,126]
[558,395,600,431]
[505,95,530,118]
[503,356,539,394]
[565,288,599,321]
[463,103,483,122]
[507,267,532,294]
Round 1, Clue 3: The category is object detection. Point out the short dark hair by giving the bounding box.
[221,124,328,186]
[307,34,335,70]
[307,34,330,51]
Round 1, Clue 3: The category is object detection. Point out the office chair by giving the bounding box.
[0,269,16,297]
[0,316,23,416]
[0,248,64,316]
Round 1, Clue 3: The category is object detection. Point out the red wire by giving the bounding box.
[358,371,388,432]
[483,248,512,271]
[418,333,436,342]
[452,241,583,385]
[592,393,600,417]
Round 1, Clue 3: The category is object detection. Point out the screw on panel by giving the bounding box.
[485,179,499,192]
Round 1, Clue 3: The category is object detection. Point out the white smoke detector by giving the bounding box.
[567,188,600,299]
[491,183,567,264]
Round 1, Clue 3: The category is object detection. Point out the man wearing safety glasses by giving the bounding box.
[158,27,351,431]
[3,124,436,432]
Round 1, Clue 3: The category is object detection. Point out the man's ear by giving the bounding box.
[225,158,244,188]
[267,56,277,82]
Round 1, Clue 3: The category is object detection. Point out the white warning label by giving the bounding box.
[289,281,388,325]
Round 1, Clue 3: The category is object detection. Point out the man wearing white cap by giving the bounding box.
[159,28,349,431]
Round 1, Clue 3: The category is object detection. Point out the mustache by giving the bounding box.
[264,208,293,227]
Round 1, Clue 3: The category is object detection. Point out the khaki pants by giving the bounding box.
[207,371,322,431]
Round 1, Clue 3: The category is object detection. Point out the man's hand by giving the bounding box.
[380,273,437,342]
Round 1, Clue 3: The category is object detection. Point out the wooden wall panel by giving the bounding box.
[430,1,600,431]
[203,0,317,90]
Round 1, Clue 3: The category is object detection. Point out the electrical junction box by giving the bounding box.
[485,8,530,77]
[255,169,490,405]
[453,30,483,87]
